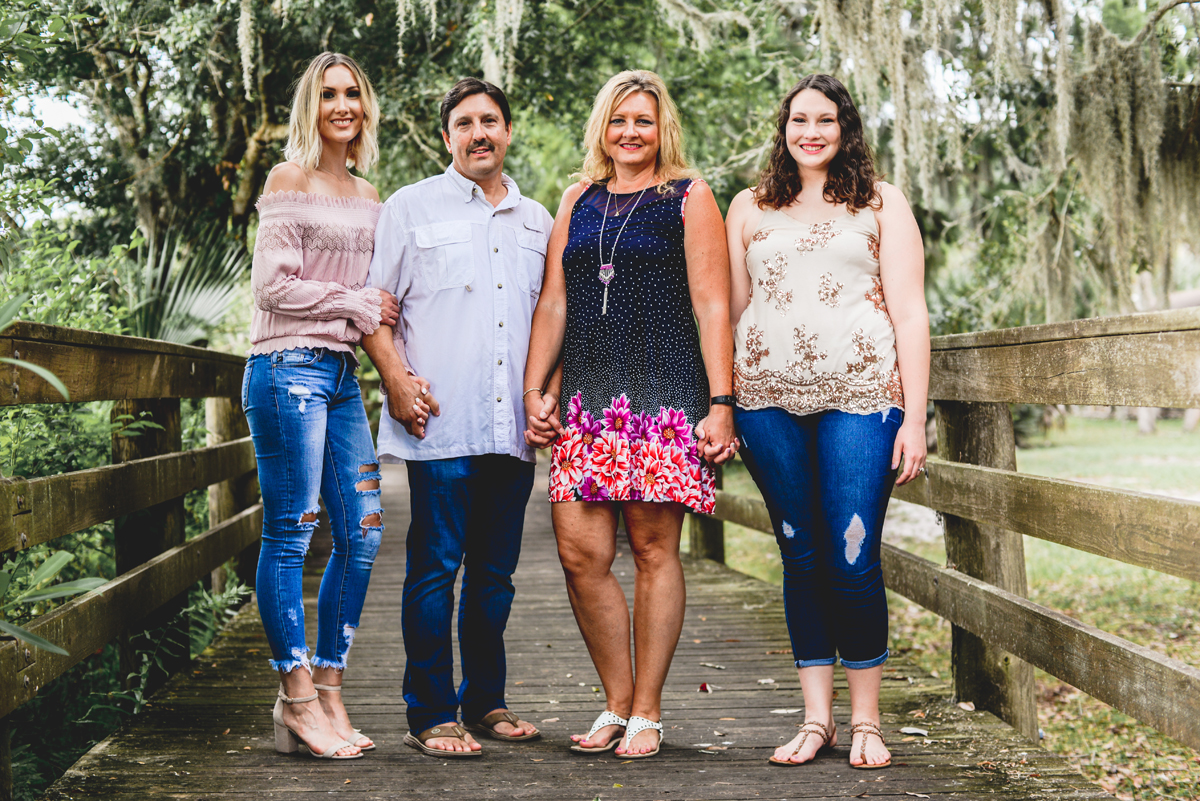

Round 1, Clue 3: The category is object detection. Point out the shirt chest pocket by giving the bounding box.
[514,229,547,294]
[414,222,475,291]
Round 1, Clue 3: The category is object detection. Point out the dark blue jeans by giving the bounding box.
[734,406,902,670]
[402,454,535,734]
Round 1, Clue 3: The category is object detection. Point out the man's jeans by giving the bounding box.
[733,406,901,670]
[244,348,384,674]
[402,454,535,733]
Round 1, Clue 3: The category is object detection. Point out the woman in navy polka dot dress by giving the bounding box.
[523,70,736,759]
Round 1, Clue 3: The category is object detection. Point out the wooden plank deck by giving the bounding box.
[46,462,1107,800]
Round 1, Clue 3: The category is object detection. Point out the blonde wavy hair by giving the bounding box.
[579,70,697,191]
[283,53,380,174]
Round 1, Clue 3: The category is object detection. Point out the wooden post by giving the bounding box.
[688,463,725,563]
[112,398,189,692]
[935,400,1038,742]
[205,397,259,591]
[0,719,11,801]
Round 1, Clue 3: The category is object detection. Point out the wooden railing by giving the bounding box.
[690,307,1200,751]
[0,323,260,799]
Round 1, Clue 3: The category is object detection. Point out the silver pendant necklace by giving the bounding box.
[597,177,652,315]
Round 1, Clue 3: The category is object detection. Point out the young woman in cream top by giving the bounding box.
[725,73,929,770]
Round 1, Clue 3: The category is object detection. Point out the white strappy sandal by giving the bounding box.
[618,715,662,759]
[569,710,628,752]
[272,687,362,759]
[313,683,375,751]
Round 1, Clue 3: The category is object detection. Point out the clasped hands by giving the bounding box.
[384,372,440,439]
[523,393,739,465]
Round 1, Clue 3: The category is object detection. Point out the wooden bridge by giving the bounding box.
[2,309,1199,799]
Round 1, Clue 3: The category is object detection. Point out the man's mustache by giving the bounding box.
[468,140,494,152]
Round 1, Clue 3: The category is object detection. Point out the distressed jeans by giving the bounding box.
[243,348,383,673]
[734,406,902,670]
[401,454,535,734]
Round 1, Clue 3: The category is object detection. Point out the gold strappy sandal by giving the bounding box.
[768,720,832,766]
[849,721,892,769]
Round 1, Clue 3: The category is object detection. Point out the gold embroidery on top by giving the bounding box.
[867,232,880,261]
[818,272,844,307]
[788,325,827,377]
[795,220,841,253]
[865,276,887,313]
[885,364,905,406]
[751,228,773,243]
[740,324,770,369]
[758,253,792,313]
[844,329,883,376]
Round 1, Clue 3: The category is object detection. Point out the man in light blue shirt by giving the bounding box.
[363,78,553,758]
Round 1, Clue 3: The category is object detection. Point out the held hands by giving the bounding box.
[694,405,739,465]
[385,373,440,439]
[892,417,928,485]
[374,289,400,327]
[523,391,565,448]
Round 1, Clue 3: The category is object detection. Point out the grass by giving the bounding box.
[711,414,1200,800]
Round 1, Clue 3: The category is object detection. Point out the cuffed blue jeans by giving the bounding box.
[734,406,902,670]
[402,454,535,734]
[243,348,383,674]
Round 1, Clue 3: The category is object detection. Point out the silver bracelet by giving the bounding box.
[522,387,543,399]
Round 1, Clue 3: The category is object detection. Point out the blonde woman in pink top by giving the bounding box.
[244,52,399,760]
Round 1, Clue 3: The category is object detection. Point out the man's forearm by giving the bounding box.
[362,325,411,382]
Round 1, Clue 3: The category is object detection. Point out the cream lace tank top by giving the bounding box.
[732,206,904,416]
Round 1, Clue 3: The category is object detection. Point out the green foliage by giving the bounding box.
[121,222,251,345]
[0,551,105,654]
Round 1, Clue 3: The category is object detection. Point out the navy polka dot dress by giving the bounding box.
[548,179,716,513]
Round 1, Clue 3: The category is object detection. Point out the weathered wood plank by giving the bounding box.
[0,322,243,405]
[931,307,1200,350]
[206,399,259,592]
[687,463,725,561]
[0,505,262,719]
[934,401,1037,743]
[892,457,1200,582]
[928,329,1200,406]
[709,488,772,533]
[0,439,256,552]
[881,543,1200,751]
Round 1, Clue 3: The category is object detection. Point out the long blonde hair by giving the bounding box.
[283,52,380,174]
[579,70,697,190]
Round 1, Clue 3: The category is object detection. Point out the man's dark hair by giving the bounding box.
[440,78,512,133]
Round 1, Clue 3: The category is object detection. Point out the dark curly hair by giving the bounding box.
[754,74,881,213]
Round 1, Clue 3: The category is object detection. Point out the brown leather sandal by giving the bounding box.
[403,723,482,758]
[464,709,541,742]
[849,721,892,769]
[768,720,832,766]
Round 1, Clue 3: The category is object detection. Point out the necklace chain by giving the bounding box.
[597,178,652,316]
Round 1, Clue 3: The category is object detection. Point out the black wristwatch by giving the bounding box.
[710,395,736,407]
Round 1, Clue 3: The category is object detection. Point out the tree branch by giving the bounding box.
[1134,0,1200,45]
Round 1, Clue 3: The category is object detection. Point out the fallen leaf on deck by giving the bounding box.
[907,710,926,718]
[700,662,726,670]
[693,639,702,643]
[765,649,789,654]
[698,682,715,693]
[719,717,736,721]
[714,730,726,736]
[221,728,230,735]
[770,708,803,714]
[531,758,544,762]
[958,701,976,711]
[905,794,930,798]
[541,717,560,723]
[344,780,351,784]
[900,727,928,736]
[901,736,917,742]
[757,678,775,685]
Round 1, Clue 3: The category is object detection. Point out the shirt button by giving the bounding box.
[493,247,499,253]
[498,321,504,327]
[497,359,503,365]
[496,396,502,402]
[497,283,503,289]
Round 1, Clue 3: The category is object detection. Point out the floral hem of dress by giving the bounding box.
[549,392,716,514]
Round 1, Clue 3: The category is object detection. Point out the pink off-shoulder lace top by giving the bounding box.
[249,191,383,357]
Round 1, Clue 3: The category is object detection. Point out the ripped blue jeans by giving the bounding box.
[734,406,902,670]
[243,348,383,673]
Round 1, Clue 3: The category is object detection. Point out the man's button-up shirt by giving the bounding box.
[367,165,553,463]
